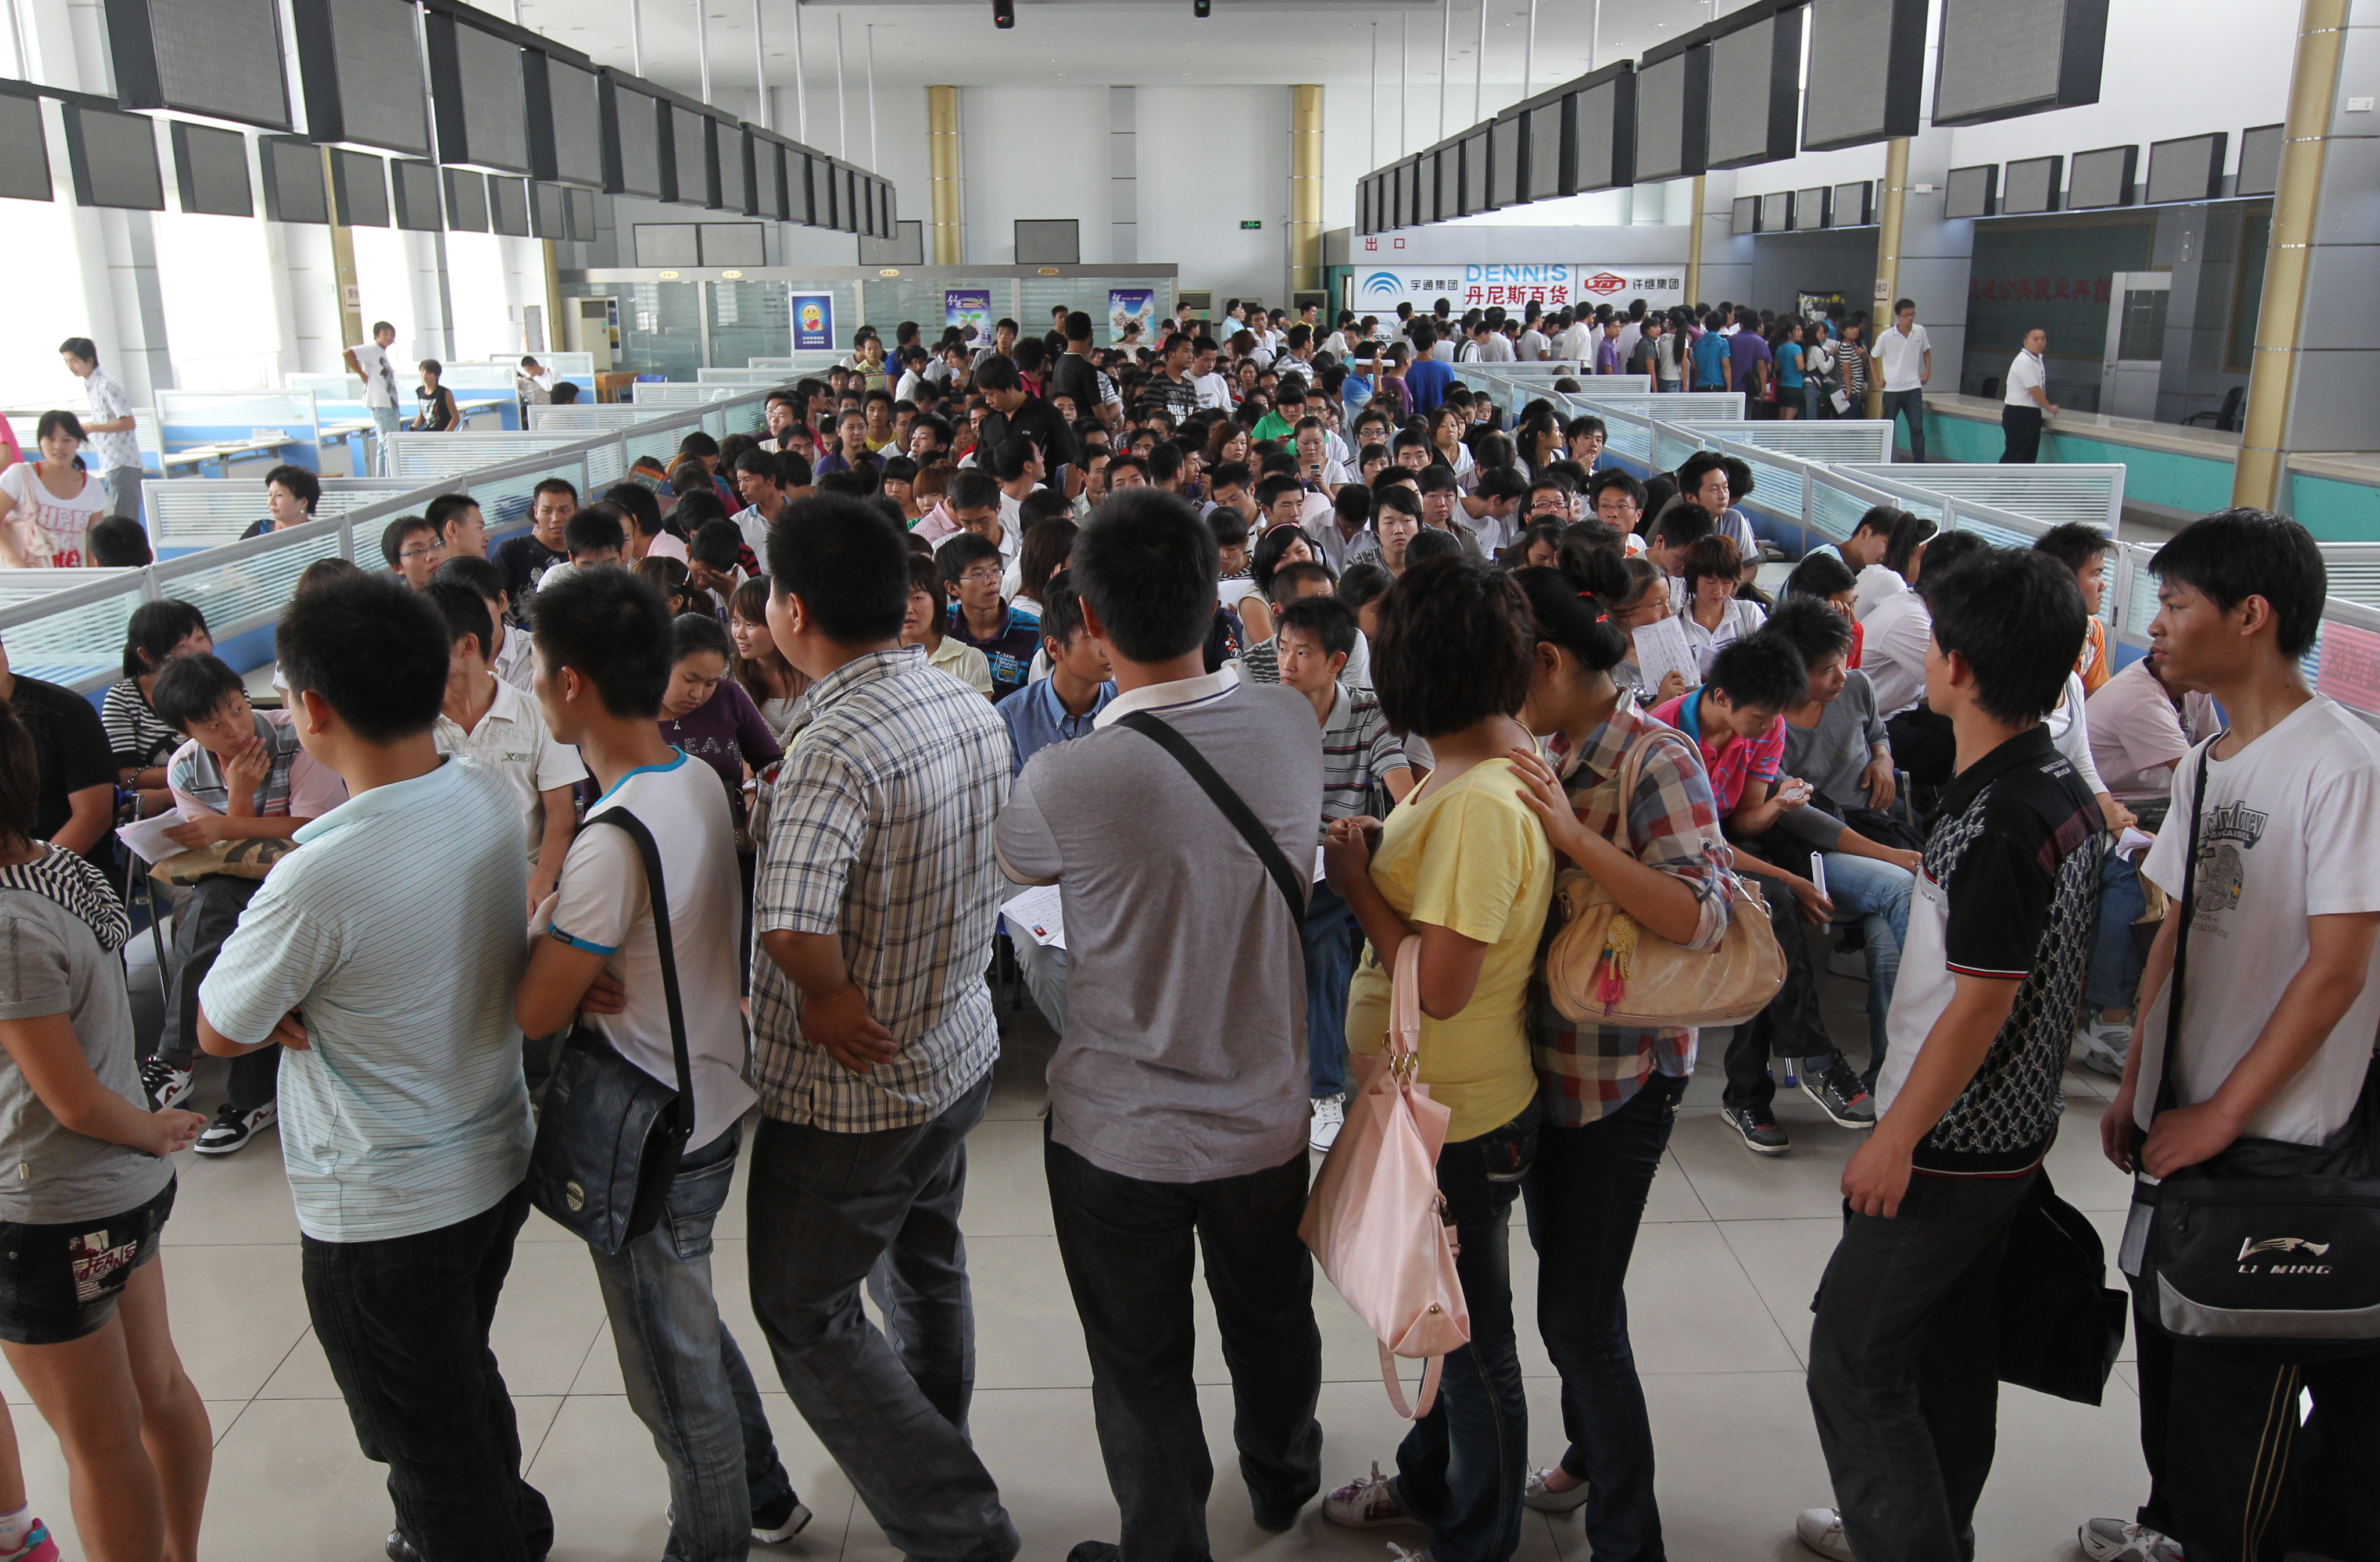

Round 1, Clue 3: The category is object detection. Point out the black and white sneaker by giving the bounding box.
[193,1102,275,1156]
[141,1058,195,1113]
[1802,1060,1877,1128]
[750,1494,813,1545]
[1722,1107,1791,1155]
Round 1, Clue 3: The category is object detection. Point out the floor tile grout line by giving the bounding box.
[1707,1213,1813,1373]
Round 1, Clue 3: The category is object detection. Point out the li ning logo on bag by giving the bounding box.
[2236,1236,2333,1275]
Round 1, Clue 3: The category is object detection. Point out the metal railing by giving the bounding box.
[7,391,770,695]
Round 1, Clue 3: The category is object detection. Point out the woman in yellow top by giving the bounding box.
[1320,554,1554,1562]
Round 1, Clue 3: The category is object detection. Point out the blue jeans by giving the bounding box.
[590,1122,797,1562]
[1882,388,1927,462]
[2087,850,2149,1014]
[1819,850,1913,1086]
[1523,1073,1687,1562]
[1301,881,1357,1099]
[745,1073,1017,1562]
[1391,1098,1540,1562]
[371,405,401,474]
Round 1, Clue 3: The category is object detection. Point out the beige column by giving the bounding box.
[2235,0,2347,509]
[1290,85,1325,296]
[929,85,963,265]
[324,148,364,352]
[1869,135,1911,419]
[1684,174,1707,307]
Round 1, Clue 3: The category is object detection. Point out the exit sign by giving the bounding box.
[1241,219,1263,230]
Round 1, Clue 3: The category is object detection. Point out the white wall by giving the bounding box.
[959,86,1112,265]
[1137,87,1293,303]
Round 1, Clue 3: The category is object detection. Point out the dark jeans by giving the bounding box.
[1722,837,1841,1116]
[1301,881,1358,1099]
[1043,1131,1324,1561]
[744,1073,1017,1562]
[1390,1098,1540,1562]
[156,874,279,1114]
[1523,1074,1687,1562]
[1883,388,1927,462]
[2000,404,2042,463]
[302,1181,552,1562]
[1806,1168,2036,1562]
[2129,1278,2380,1562]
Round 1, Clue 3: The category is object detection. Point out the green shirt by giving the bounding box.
[1251,412,1294,443]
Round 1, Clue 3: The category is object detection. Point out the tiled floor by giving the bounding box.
[32,940,2170,1562]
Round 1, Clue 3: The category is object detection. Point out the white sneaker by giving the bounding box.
[1522,1467,1591,1514]
[1323,1463,1423,1531]
[2078,1517,2183,1562]
[1795,1507,1854,1561]
[1310,1095,1345,1154]
[2074,1021,2130,1080]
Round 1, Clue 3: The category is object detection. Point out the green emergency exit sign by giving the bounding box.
[1241,220,1263,229]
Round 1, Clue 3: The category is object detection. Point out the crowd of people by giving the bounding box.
[0,296,2365,1562]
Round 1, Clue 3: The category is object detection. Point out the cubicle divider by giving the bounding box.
[5,391,772,696]
[745,353,844,375]
[385,433,588,483]
[153,390,322,474]
[696,367,797,385]
[1835,463,2127,537]
[141,477,426,554]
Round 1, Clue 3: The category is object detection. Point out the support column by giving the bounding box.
[325,149,365,352]
[1685,174,1706,307]
[2235,0,2356,511]
[1290,84,1323,298]
[1870,134,1912,418]
[928,85,962,265]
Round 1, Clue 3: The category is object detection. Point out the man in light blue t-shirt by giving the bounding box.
[200,575,547,1562]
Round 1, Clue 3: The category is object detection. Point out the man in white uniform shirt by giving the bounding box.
[344,321,406,475]
[2000,327,2056,464]
[1872,299,1932,463]
[59,337,142,520]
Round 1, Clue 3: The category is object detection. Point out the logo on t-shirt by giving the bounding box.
[2192,800,2268,920]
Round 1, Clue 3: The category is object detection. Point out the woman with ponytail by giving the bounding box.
[1501,556,1734,1552]
[0,703,212,1562]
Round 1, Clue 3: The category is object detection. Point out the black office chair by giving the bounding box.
[1979,375,2002,400]
[2182,385,2246,432]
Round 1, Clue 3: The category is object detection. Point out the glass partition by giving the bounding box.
[709,280,791,368]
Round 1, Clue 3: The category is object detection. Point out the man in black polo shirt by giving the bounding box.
[973,355,1076,494]
[1798,546,2107,1562]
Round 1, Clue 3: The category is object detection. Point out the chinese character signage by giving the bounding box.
[1348,264,1687,313]
[790,293,836,351]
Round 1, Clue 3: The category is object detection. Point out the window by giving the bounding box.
[2225,206,2270,374]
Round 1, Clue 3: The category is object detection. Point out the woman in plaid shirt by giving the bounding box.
[1504,558,1733,1556]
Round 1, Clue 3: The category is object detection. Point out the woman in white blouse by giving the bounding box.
[1676,534,1769,680]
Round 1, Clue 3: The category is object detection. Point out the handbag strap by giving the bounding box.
[1379,1342,1443,1420]
[579,807,695,1117]
[1117,710,1308,925]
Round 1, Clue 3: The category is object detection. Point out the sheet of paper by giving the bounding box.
[1314,845,1329,884]
[117,811,188,866]
[1631,613,1699,695]
[1001,884,1066,951]
[2117,826,2154,859]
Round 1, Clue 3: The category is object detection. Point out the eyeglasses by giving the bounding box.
[398,544,445,562]
[957,567,1004,587]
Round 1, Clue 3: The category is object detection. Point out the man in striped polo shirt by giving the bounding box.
[200,576,549,1562]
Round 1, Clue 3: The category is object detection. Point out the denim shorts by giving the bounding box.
[0,1178,176,1345]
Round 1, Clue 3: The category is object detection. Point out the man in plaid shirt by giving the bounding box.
[745,495,1019,1562]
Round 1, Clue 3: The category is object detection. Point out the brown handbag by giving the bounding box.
[1545,726,1786,1029]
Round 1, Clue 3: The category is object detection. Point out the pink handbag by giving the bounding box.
[1299,937,1469,1418]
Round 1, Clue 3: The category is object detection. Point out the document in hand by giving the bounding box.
[1001,884,1066,951]
[117,810,188,866]
[1631,614,1699,697]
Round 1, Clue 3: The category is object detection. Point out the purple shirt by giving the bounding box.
[1728,331,1773,385]
[1594,334,1626,374]
[659,679,785,798]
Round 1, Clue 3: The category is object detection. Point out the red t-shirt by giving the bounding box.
[1649,689,1783,815]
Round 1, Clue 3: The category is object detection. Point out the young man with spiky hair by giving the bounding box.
[2081,509,2380,1562]
[1797,546,2107,1562]
[196,576,546,1562]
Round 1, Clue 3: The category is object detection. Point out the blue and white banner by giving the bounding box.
[791,293,836,351]
[1348,263,1688,314]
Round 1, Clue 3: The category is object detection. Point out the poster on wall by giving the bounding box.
[1796,291,1846,323]
[791,293,836,351]
[944,288,994,344]
[1107,288,1155,342]
[1348,263,1687,315]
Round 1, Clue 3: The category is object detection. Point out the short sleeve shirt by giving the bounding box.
[1877,323,1931,391]
[350,341,403,411]
[80,369,139,473]
[1343,760,1552,1143]
[0,873,174,1223]
[0,464,108,569]
[10,675,114,848]
[1319,684,1408,830]
[432,676,585,866]
[1649,689,1784,814]
[2005,349,2046,407]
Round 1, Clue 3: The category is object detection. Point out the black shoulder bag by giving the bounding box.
[526,807,696,1257]
[2138,745,2380,1349]
[1116,710,1308,924]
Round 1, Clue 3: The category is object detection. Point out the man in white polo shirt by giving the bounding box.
[58,337,142,523]
[198,574,549,1562]
[2000,326,2057,464]
[1871,298,1932,463]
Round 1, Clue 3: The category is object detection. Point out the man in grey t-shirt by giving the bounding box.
[996,489,1323,1561]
